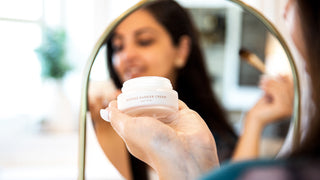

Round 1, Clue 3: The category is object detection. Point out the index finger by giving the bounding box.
[178,100,189,110]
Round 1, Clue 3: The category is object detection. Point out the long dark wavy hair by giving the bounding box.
[290,0,320,158]
[105,0,237,179]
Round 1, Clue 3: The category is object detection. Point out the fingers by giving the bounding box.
[99,100,131,138]
[106,100,133,138]
[108,100,118,108]
[115,89,122,97]
[100,109,110,122]
[258,75,294,114]
[100,100,118,122]
[256,75,291,107]
[260,76,277,90]
[178,100,189,110]
[102,99,192,135]
[259,75,291,94]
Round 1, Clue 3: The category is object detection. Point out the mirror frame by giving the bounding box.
[77,0,301,179]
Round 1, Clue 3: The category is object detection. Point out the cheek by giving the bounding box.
[145,50,177,75]
[112,56,124,75]
[112,56,119,68]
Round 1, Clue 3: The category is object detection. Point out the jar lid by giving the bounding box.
[121,76,173,92]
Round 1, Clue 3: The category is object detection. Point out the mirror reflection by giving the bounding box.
[86,0,296,179]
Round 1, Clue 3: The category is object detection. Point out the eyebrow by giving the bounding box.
[134,27,157,36]
[113,27,158,40]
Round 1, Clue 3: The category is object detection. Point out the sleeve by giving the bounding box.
[200,159,283,180]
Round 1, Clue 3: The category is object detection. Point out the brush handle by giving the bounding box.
[246,54,265,73]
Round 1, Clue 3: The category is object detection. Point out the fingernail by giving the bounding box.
[100,109,110,122]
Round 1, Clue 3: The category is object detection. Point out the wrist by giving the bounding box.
[244,112,265,133]
[151,147,198,180]
[151,142,219,180]
[149,141,206,180]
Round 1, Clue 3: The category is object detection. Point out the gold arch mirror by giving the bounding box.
[78,0,300,179]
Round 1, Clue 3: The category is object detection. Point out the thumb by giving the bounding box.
[107,100,131,138]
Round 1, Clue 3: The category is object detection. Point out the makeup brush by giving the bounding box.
[239,48,266,73]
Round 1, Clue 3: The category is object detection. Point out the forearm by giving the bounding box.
[232,115,264,161]
[92,117,132,180]
[156,158,200,180]
[150,138,219,180]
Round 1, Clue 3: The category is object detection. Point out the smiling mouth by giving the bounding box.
[124,66,146,80]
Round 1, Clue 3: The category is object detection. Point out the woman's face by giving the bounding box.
[111,9,189,85]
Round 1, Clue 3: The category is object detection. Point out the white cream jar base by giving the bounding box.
[123,106,177,121]
[117,76,178,121]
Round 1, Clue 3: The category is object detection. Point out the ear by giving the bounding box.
[174,35,191,69]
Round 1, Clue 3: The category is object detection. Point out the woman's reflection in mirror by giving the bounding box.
[105,0,320,179]
[88,0,237,179]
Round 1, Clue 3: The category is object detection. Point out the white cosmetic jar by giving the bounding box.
[117,76,178,120]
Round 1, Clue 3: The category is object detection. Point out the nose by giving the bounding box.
[119,43,138,63]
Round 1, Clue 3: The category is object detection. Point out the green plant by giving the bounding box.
[35,27,72,80]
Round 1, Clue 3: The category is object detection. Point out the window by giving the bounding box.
[0,1,78,179]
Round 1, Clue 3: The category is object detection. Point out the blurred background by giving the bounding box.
[0,0,291,179]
